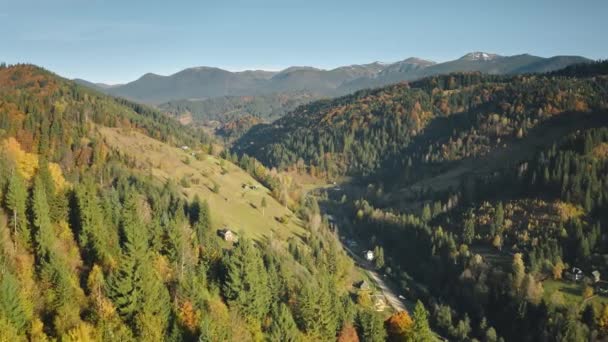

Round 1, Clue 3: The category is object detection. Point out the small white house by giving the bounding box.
[218,229,237,242]
[566,267,583,281]
[592,270,601,283]
[364,250,374,261]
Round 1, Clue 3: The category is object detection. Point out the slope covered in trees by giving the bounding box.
[279,62,608,341]
[235,65,608,181]
[0,64,422,341]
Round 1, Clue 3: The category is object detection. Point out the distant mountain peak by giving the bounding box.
[400,57,436,65]
[460,52,502,61]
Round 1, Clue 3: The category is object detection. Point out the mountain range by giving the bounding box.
[76,52,592,105]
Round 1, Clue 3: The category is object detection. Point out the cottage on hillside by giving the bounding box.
[218,228,237,242]
[356,280,371,291]
[565,267,583,281]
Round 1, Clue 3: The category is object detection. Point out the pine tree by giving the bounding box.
[268,303,299,342]
[410,301,432,342]
[463,217,475,244]
[5,170,29,248]
[31,175,54,262]
[261,197,267,216]
[194,200,211,244]
[222,236,270,323]
[356,309,386,342]
[0,271,28,331]
[373,246,385,269]
[108,191,170,337]
[75,180,113,266]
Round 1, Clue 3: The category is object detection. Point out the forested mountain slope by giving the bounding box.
[235,62,608,181]
[75,54,590,133]
[258,61,608,341]
[0,64,391,341]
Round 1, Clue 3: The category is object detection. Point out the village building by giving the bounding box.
[592,270,601,283]
[218,228,238,242]
[356,280,371,291]
[565,267,584,281]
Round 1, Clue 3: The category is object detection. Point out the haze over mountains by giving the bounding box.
[76,52,591,105]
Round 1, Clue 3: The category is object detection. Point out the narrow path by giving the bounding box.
[367,270,408,312]
[342,244,410,313]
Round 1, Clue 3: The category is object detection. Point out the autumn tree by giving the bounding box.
[337,324,360,342]
[386,311,413,341]
[599,304,608,336]
[511,253,525,294]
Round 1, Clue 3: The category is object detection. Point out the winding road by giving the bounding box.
[342,244,411,313]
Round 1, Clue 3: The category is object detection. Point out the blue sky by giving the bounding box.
[1,0,606,84]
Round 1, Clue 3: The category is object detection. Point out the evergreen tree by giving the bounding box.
[194,200,211,244]
[108,191,170,337]
[373,246,385,269]
[5,170,29,248]
[261,197,267,216]
[31,175,54,262]
[222,236,271,323]
[356,309,386,342]
[268,303,299,342]
[410,301,433,342]
[463,216,475,244]
[0,271,28,331]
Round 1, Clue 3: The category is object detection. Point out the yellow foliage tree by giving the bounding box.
[62,323,96,342]
[552,260,565,280]
[178,300,199,333]
[599,304,608,336]
[48,163,68,192]
[583,286,594,299]
[2,137,38,181]
[386,310,414,341]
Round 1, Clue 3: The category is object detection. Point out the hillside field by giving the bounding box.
[98,126,307,241]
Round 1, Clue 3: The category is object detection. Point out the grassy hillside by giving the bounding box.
[97,126,306,240]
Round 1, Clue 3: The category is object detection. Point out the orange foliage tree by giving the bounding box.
[385,310,414,341]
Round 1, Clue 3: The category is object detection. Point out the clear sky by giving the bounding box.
[1,0,606,84]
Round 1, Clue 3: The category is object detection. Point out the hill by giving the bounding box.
[0,64,377,341]
[159,91,322,126]
[236,61,608,341]
[235,66,607,179]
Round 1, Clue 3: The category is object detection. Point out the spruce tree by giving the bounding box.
[0,271,28,331]
[268,303,299,342]
[410,301,433,342]
[108,191,170,337]
[356,309,386,342]
[31,176,54,263]
[222,236,271,323]
[5,170,29,248]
